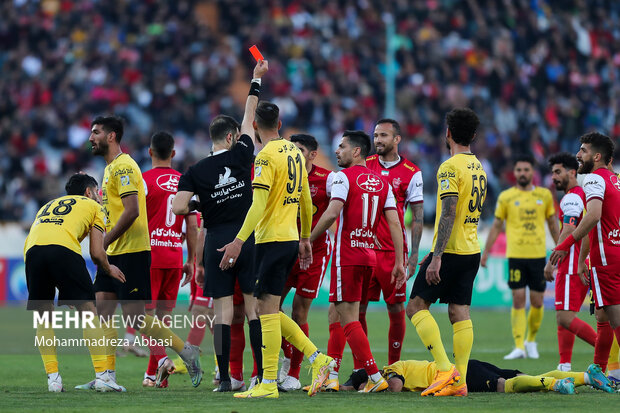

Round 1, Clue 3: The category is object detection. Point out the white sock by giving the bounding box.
[609,369,620,379]
[96,371,106,380]
[584,373,591,385]
[370,372,382,382]
[262,378,276,384]
[108,370,116,381]
[144,373,156,380]
[48,372,60,382]
[309,351,320,364]
[124,332,136,341]
[329,370,339,379]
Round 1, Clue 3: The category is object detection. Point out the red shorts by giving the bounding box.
[554,272,589,312]
[146,268,183,311]
[233,280,245,306]
[286,246,330,299]
[190,280,213,308]
[591,265,620,308]
[329,265,373,303]
[366,250,406,304]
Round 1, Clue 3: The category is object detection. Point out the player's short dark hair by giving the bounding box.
[376,118,401,136]
[209,115,240,143]
[290,134,318,151]
[343,130,371,158]
[580,131,615,165]
[255,101,280,130]
[548,152,578,171]
[514,153,535,167]
[65,173,98,196]
[91,115,124,142]
[446,108,479,146]
[150,131,174,159]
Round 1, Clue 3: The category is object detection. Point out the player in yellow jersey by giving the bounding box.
[219,101,335,399]
[25,173,126,392]
[405,108,486,397]
[78,116,202,390]
[481,154,560,360]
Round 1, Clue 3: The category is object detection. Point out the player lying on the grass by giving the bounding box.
[25,173,126,392]
[350,359,615,394]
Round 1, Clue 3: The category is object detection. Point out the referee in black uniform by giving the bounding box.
[172,60,268,392]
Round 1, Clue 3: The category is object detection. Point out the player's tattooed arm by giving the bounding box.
[407,203,424,277]
[432,196,457,258]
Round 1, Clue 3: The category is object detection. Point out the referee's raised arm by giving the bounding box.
[242,60,269,147]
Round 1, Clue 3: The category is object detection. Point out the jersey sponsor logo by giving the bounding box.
[610,175,620,191]
[357,173,384,193]
[255,158,269,166]
[350,228,375,238]
[156,174,179,192]
[608,228,620,244]
[120,175,130,186]
[440,179,449,190]
[214,167,238,189]
[282,195,300,206]
[438,171,456,179]
[114,168,134,176]
[315,172,326,177]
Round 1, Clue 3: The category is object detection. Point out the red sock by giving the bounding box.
[388,310,406,364]
[557,325,576,364]
[251,347,258,377]
[328,322,346,372]
[229,323,245,381]
[127,327,137,335]
[567,317,596,346]
[187,322,206,346]
[288,323,308,379]
[359,312,368,336]
[594,322,614,371]
[281,338,293,360]
[343,321,378,376]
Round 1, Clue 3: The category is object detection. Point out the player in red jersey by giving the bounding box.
[310,130,406,393]
[141,132,198,387]
[545,153,595,371]
[551,133,620,381]
[278,134,335,391]
[364,118,424,365]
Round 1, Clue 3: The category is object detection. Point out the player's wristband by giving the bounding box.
[249,80,261,97]
[555,234,576,252]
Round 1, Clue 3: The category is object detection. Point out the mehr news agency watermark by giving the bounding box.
[33,311,216,348]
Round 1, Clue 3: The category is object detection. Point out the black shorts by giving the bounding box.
[507,258,546,292]
[204,223,256,299]
[25,245,95,310]
[410,253,480,305]
[94,251,151,301]
[466,359,521,392]
[254,241,299,298]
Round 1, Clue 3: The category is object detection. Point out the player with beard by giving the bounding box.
[482,154,559,360]
[551,133,620,387]
[545,153,596,371]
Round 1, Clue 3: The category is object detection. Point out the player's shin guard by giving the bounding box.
[230,322,245,381]
[36,325,58,374]
[279,312,317,359]
[511,307,526,349]
[594,322,614,371]
[388,310,406,364]
[328,322,346,373]
[567,317,596,346]
[214,324,231,382]
[249,319,263,379]
[343,321,379,376]
[505,375,555,392]
[288,323,309,379]
[138,315,185,353]
[452,319,473,385]
[259,313,281,381]
[411,310,451,372]
[557,325,576,364]
[526,306,543,342]
[83,319,107,374]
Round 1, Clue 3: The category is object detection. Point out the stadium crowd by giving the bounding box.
[2,0,620,225]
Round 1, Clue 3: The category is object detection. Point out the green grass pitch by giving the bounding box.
[0,305,617,412]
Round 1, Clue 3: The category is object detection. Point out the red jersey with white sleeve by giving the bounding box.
[308,165,335,250]
[582,168,620,268]
[365,154,423,252]
[557,186,586,275]
[331,165,397,267]
[143,167,185,269]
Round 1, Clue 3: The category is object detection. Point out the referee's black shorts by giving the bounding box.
[25,245,95,310]
[204,223,256,299]
[254,241,299,298]
[410,253,480,305]
[466,359,522,392]
[94,250,151,301]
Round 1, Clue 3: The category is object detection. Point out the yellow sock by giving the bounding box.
[260,313,281,381]
[539,370,586,386]
[280,312,317,359]
[36,325,58,374]
[83,318,107,373]
[608,336,619,371]
[526,306,544,342]
[101,321,117,371]
[138,315,185,353]
[452,320,473,385]
[411,310,451,372]
[505,375,555,393]
[511,307,526,349]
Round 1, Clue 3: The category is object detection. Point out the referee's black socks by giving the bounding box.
[249,319,263,381]
[214,324,231,382]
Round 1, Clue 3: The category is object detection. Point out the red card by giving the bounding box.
[249,45,264,62]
